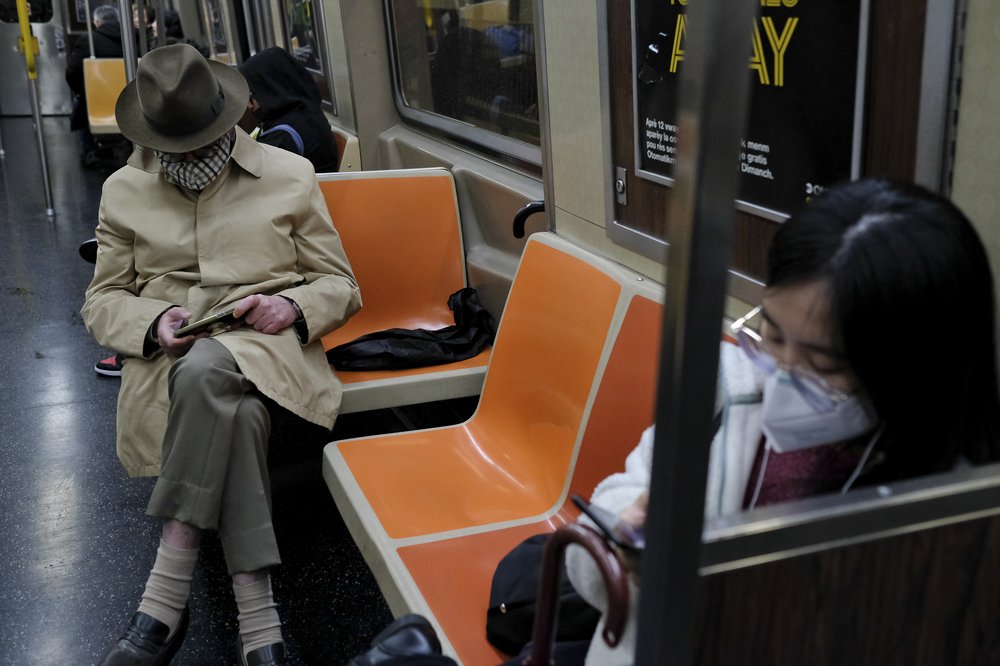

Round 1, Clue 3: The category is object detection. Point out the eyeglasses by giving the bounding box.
[156,143,218,163]
[730,305,850,413]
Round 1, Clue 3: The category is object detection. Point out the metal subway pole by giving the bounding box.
[14,0,55,216]
[117,0,137,82]
[634,0,758,664]
[84,0,94,57]
[0,98,5,158]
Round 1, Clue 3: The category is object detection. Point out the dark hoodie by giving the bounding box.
[239,47,339,172]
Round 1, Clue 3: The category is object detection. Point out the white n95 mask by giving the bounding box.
[760,371,879,453]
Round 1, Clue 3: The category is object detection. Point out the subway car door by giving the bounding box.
[0,0,72,115]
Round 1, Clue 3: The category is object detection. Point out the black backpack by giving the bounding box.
[486,533,601,657]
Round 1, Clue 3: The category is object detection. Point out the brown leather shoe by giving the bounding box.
[236,635,288,666]
[98,606,189,665]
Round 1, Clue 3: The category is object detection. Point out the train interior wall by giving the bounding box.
[327,0,1000,325]
[951,0,1000,356]
[2,0,999,316]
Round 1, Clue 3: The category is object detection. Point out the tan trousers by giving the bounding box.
[146,338,280,574]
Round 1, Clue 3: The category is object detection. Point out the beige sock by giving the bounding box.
[234,576,284,657]
[137,540,198,636]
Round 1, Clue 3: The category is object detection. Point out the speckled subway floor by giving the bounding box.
[0,116,475,665]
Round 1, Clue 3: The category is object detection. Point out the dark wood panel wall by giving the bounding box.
[693,514,1000,665]
[608,0,929,281]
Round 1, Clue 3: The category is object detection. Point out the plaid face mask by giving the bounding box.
[157,130,235,191]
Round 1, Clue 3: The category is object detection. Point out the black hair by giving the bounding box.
[163,9,183,39]
[767,178,1000,481]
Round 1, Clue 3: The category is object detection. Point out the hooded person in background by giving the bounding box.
[238,46,340,173]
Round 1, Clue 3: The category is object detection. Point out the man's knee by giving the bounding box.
[168,339,246,400]
[233,392,271,444]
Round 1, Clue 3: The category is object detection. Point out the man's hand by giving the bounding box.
[233,294,298,334]
[156,307,205,358]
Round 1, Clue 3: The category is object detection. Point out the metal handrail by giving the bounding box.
[701,461,1000,575]
[635,0,758,663]
[117,0,138,82]
[85,0,95,58]
[14,0,55,216]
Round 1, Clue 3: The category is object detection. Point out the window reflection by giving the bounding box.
[131,0,224,62]
[389,0,540,147]
[282,0,322,72]
[201,0,233,62]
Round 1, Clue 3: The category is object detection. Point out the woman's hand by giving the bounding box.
[619,491,648,530]
[617,491,648,575]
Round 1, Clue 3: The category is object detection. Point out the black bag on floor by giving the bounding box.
[486,533,601,657]
[327,288,495,371]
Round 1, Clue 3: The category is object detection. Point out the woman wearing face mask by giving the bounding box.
[564,177,1000,666]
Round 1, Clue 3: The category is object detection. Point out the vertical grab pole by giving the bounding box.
[634,0,758,664]
[117,0,137,82]
[85,0,94,57]
[0,97,6,158]
[15,0,55,216]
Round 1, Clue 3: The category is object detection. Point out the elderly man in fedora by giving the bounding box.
[83,44,360,665]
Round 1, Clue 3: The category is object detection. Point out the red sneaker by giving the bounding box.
[95,353,124,377]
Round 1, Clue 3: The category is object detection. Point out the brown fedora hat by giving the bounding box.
[115,44,249,153]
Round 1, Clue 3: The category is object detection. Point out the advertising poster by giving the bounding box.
[633,0,865,218]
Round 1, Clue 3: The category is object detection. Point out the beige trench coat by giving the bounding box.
[83,129,361,476]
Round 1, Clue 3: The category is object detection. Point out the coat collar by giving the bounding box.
[126,126,264,178]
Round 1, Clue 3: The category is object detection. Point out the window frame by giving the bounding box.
[277,0,338,114]
[382,0,542,167]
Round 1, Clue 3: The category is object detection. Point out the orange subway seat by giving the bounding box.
[388,294,663,662]
[336,240,622,537]
[316,169,491,411]
[397,522,563,665]
[318,170,467,351]
[84,58,126,134]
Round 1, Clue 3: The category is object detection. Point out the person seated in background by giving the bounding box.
[65,4,124,168]
[84,44,360,665]
[238,46,340,173]
[567,178,1000,665]
[132,2,154,47]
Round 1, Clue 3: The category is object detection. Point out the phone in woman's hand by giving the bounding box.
[571,494,646,551]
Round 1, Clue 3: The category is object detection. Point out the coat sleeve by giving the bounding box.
[565,426,654,611]
[276,171,361,345]
[65,37,88,95]
[81,187,178,358]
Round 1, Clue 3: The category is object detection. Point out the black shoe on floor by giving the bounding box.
[99,606,189,666]
[79,237,98,264]
[348,614,443,665]
[235,635,288,666]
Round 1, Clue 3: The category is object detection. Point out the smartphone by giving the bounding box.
[571,493,645,551]
[174,308,241,337]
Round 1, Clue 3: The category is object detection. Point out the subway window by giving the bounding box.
[280,0,336,110]
[201,0,236,63]
[386,0,541,164]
